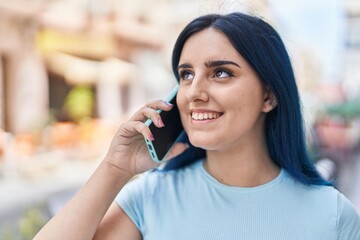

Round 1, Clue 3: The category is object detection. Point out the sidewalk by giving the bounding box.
[0,156,100,221]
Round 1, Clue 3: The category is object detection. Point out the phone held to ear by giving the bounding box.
[144,85,184,163]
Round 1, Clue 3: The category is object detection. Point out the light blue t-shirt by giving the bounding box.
[115,159,360,240]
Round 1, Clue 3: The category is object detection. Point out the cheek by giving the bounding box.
[176,91,188,125]
[223,88,265,125]
[176,90,186,112]
[232,83,264,106]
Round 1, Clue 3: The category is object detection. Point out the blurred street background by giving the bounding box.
[0,0,360,239]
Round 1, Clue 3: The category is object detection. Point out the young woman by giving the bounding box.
[35,12,360,240]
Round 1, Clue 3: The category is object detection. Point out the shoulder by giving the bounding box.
[114,160,203,231]
[280,171,347,214]
[281,170,339,203]
[117,159,203,200]
[336,192,360,239]
[282,171,360,238]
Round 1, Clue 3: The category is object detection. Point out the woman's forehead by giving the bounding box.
[178,28,246,67]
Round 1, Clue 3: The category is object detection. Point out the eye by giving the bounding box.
[213,68,232,79]
[179,70,194,81]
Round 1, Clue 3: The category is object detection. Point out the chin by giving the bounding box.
[188,135,218,150]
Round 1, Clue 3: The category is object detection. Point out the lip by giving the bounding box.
[190,108,222,113]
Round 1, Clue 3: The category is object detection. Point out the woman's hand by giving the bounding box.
[104,100,188,177]
[34,100,188,240]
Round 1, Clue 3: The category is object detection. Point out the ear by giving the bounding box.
[262,87,277,113]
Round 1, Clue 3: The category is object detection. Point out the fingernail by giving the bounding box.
[148,133,155,141]
[158,118,165,127]
[163,101,173,107]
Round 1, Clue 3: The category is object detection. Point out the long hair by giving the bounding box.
[164,12,330,186]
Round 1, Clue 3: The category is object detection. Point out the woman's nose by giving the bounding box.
[186,77,209,102]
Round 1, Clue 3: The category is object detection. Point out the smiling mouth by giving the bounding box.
[191,112,222,120]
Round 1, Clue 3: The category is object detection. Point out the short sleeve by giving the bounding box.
[337,192,360,240]
[115,171,156,232]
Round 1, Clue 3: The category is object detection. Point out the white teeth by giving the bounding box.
[192,112,220,120]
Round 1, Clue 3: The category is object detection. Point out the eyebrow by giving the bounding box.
[205,60,241,68]
[177,63,193,71]
[177,60,241,71]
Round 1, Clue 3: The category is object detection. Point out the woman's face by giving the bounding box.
[176,28,274,151]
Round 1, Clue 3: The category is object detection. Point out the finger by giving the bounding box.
[133,107,164,128]
[146,99,174,109]
[164,142,189,161]
[122,121,154,141]
[133,122,155,141]
[131,100,173,123]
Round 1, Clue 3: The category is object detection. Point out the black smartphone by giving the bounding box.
[144,85,184,163]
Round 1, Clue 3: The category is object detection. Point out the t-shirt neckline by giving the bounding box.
[197,159,285,192]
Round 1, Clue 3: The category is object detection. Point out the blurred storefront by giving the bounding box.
[0,0,184,180]
[0,1,185,238]
[0,0,360,239]
[0,0,214,238]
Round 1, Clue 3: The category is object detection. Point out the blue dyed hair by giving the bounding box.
[164,12,330,186]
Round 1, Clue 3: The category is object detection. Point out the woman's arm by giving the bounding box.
[94,202,142,240]
[34,160,137,240]
[34,100,182,240]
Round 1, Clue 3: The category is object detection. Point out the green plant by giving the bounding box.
[324,99,360,122]
[19,208,47,240]
[1,225,14,240]
[64,84,95,122]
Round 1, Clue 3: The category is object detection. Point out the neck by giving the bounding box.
[204,141,280,187]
